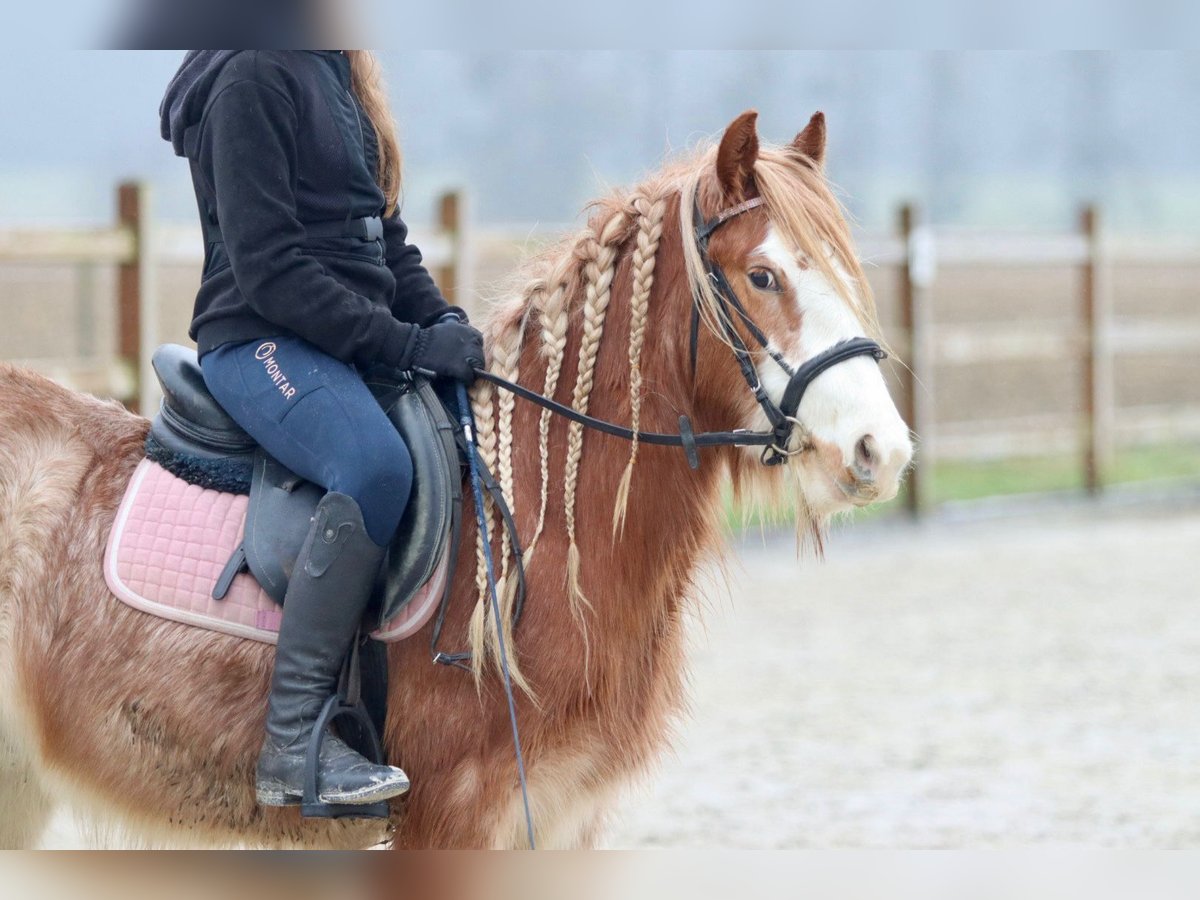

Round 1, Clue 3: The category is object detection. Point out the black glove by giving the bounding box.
[410,320,484,385]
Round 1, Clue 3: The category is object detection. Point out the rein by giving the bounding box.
[454,384,536,849]
[476,187,887,469]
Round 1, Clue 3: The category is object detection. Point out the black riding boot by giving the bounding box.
[255,491,410,807]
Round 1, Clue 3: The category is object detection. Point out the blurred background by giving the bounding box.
[4,50,1199,848]
[4,50,1198,509]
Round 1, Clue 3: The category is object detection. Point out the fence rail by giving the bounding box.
[2,183,1198,515]
[0,181,468,413]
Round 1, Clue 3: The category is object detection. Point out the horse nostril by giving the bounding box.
[854,435,878,477]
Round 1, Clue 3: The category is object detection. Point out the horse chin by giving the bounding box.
[791,456,860,520]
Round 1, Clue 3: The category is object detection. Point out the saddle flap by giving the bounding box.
[368,377,463,626]
[242,451,325,604]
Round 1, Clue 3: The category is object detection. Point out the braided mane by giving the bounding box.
[464,141,877,686]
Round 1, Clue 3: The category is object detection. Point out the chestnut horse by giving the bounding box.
[0,111,911,848]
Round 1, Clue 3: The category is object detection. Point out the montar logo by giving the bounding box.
[255,343,296,401]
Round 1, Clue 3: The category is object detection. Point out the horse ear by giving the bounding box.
[715,110,760,202]
[791,111,826,167]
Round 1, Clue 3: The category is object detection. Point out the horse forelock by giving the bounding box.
[682,144,882,356]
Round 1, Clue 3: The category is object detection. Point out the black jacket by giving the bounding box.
[160,50,451,366]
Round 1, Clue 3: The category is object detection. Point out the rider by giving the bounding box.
[160,50,484,809]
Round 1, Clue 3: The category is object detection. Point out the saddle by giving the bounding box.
[143,344,463,631]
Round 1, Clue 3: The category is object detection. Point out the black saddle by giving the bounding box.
[147,344,463,631]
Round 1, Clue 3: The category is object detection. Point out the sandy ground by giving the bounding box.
[40,497,1200,848]
[605,497,1200,848]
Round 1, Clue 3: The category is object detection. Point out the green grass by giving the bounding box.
[724,442,1200,531]
[932,442,1200,505]
[931,455,1086,504]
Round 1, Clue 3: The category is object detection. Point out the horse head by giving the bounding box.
[684,110,913,520]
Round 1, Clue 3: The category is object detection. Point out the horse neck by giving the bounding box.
[490,192,734,675]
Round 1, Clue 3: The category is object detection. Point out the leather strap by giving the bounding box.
[431,443,527,671]
[202,214,384,245]
[474,370,774,453]
[779,336,887,420]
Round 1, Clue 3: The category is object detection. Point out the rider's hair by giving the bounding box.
[346,51,403,216]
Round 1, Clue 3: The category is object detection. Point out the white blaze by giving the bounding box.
[752,227,912,508]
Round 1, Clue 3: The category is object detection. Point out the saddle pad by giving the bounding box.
[105,459,448,644]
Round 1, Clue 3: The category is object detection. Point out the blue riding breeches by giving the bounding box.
[199,336,413,547]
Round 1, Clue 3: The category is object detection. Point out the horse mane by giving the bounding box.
[463,138,878,687]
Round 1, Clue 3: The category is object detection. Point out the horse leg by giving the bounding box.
[0,724,54,848]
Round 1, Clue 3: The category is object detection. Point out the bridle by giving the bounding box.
[687,191,887,465]
[474,185,887,470]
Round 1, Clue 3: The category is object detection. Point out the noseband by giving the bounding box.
[473,187,886,469]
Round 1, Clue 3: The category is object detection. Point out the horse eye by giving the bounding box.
[748,268,780,292]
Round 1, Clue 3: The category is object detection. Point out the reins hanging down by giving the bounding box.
[454,383,536,850]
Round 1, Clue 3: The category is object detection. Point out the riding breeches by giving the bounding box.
[199,335,413,547]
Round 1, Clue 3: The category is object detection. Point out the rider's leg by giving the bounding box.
[200,336,413,806]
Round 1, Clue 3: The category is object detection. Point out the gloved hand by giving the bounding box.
[410,319,484,384]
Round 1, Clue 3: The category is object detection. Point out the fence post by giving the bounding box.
[435,190,462,306]
[898,203,935,516]
[116,181,156,414]
[1080,204,1113,494]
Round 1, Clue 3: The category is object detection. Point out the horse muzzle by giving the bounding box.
[840,432,911,505]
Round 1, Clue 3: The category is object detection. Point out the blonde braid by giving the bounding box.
[525,263,574,561]
[494,298,526,536]
[563,210,628,613]
[491,305,524,678]
[613,194,666,537]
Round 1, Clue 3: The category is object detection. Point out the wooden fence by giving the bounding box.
[2,183,1198,515]
[0,181,470,413]
[868,204,1200,514]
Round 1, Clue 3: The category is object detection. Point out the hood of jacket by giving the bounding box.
[159,50,242,157]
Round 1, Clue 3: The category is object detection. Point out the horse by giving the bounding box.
[0,110,912,849]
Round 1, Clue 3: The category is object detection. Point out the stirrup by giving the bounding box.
[300,635,390,820]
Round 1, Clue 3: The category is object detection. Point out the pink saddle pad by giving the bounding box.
[105,459,448,644]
